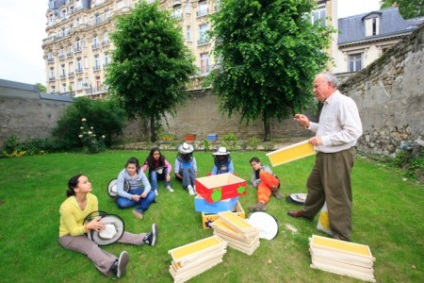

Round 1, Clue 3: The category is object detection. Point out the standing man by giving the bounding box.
[288,72,362,241]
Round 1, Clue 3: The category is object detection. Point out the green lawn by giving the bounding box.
[0,151,422,282]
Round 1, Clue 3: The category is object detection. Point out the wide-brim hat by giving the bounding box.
[247,211,279,240]
[85,211,125,246]
[178,142,194,154]
[107,178,130,198]
[286,193,307,205]
[213,146,230,156]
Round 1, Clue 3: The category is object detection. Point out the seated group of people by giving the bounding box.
[58,142,282,279]
[115,142,283,220]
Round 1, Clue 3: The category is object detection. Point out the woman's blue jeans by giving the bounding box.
[150,168,171,191]
[116,188,155,213]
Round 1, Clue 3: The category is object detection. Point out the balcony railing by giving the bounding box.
[102,40,110,47]
[75,68,83,74]
[49,77,56,82]
[93,65,101,71]
[92,43,100,50]
[197,8,208,17]
[60,74,67,80]
[68,72,75,78]
[198,37,210,46]
[74,46,82,53]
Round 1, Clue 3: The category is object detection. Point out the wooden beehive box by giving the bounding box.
[194,196,239,214]
[266,140,316,167]
[195,173,247,203]
[201,201,245,229]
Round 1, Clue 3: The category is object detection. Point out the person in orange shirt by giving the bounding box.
[249,157,282,212]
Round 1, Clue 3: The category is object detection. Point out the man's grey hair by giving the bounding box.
[319,72,339,88]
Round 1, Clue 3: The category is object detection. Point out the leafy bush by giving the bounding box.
[263,141,275,151]
[78,118,106,153]
[222,133,238,150]
[201,139,211,151]
[52,97,126,150]
[247,136,261,150]
[0,135,55,158]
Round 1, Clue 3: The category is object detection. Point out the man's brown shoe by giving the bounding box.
[287,210,312,220]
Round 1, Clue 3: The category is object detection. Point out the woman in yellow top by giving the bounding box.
[58,174,158,278]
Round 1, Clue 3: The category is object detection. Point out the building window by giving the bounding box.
[95,14,101,25]
[312,5,326,26]
[186,26,191,42]
[197,0,208,17]
[349,53,363,72]
[49,68,55,79]
[103,52,110,68]
[172,4,182,19]
[94,55,101,70]
[75,38,82,52]
[365,17,380,36]
[92,34,99,49]
[61,84,67,93]
[76,58,83,72]
[103,31,110,46]
[51,86,56,93]
[185,0,191,13]
[198,24,209,45]
[77,79,83,90]
[61,64,66,78]
[200,53,210,75]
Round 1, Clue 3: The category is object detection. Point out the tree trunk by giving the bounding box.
[263,112,271,141]
[150,116,157,142]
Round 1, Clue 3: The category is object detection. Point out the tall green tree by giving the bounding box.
[106,2,196,142]
[207,0,334,141]
[380,0,424,19]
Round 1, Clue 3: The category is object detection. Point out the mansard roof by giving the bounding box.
[338,7,421,46]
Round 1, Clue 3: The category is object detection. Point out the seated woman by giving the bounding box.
[116,157,156,220]
[59,174,158,279]
[174,142,197,196]
[141,147,173,196]
[211,147,235,175]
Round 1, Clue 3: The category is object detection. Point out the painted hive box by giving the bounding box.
[194,196,239,214]
[195,173,247,203]
[266,140,315,167]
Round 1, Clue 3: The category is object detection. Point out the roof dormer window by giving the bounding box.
[362,12,382,37]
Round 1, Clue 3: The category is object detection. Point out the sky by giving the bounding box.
[0,0,381,86]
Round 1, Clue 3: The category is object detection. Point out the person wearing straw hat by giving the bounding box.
[211,147,235,175]
[174,142,197,195]
[249,157,282,212]
[59,174,158,279]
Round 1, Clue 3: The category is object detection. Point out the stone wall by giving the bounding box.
[159,90,311,142]
[0,79,73,148]
[340,23,424,156]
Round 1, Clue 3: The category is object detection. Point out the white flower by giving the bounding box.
[90,127,94,130]
[78,135,83,138]
[81,118,87,122]
[102,135,106,139]
[80,127,84,130]
[88,131,92,135]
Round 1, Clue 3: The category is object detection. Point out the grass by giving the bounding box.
[0,150,423,283]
